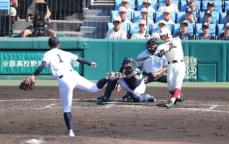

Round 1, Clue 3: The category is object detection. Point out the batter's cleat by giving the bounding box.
[67,129,75,137]
[174,94,185,104]
[164,100,174,108]
[97,96,109,105]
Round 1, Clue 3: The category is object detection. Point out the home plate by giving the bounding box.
[25,138,44,144]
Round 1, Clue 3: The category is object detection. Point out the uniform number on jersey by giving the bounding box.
[57,54,64,63]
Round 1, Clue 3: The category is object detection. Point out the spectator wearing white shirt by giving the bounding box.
[121,0,134,13]
[151,19,166,39]
[159,0,179,13]
[131,20,149,39]
[118,6,132,24]
[139,7,154,24]
[157,8,175,25]
[106,16,127,39]
[142,0,156,13]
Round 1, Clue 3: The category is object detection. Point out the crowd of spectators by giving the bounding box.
[106,0,229,40]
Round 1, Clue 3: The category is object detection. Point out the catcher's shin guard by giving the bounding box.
[96,78,108,89]
[103,79,118,99]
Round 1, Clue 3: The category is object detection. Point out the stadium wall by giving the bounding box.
[0,38,228,82]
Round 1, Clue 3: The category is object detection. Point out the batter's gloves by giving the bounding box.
[19,76,35,91]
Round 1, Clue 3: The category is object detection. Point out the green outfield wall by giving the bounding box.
[0,38,228,82]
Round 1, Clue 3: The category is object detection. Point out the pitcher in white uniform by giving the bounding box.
[156,27,186,107]
[26,37,109,137]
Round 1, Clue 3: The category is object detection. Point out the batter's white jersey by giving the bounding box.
[106,29,127,39]
[137,49,168,73]
[156,37,185,91]
[157,37,184,62]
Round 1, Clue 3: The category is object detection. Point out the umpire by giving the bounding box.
[137,38,168,83]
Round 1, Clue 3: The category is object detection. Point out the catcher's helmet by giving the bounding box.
[122,57,135,65]
[146,38,158,54]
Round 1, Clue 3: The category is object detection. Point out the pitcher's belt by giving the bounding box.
[58,70,73,79]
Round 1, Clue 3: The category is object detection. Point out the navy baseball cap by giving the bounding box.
[202,22,209,28]
[48,37,60,48]
[205,10,212,16]
[207,1,215,7]
[224,23,229,28]
[186,7,193,13]
[181,20,189,26]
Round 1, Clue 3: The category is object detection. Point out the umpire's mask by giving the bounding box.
[146,38,158,55]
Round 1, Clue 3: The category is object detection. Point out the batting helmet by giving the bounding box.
[48,37,60,48]
[146,38,158,54]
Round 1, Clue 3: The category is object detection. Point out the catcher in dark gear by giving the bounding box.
[97,57,156,104]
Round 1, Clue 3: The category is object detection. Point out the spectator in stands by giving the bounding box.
[20,0,56,37]
[159,0,179,13]
[131,20,150,39]
[10,0,18,23]
[140,7,154,24]
[157,9,175,25]
[206,1,216,13]
[174,20,193,40]
[142,0,155,13]
[118,6,132,24]
[151,19,166,39]
[106,16,127,39]
[202,10,214,24]
[218,23,229,40]
[197,23,215,40]
[187,0,200,14]
[122,0,134,13]
[181,7,197,25]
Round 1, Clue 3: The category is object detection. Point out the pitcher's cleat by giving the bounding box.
[67,129,75,137]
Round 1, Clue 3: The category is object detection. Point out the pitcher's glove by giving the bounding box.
[19,76,35,91]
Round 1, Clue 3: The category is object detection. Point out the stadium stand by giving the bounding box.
[217,23,224,36]
[220,12,227,24]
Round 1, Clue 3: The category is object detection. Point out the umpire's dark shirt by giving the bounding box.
[218,33,229,40]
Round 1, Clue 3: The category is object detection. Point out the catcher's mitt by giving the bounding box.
[19,76,35,91]
[106,72,124,80]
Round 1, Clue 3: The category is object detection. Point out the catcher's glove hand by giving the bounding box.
[106,72,123,80]
[19,76,35,91]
